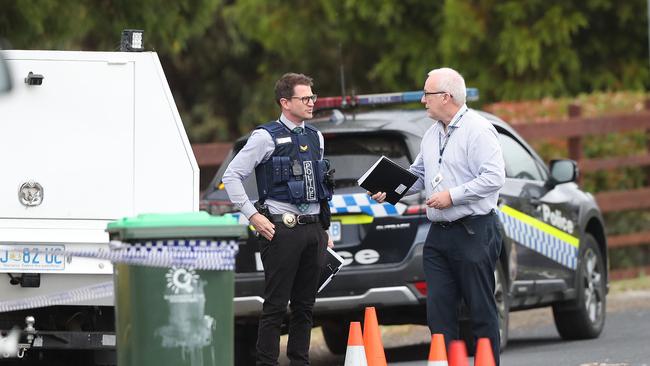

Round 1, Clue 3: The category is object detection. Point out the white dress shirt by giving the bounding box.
[408,105,505,222]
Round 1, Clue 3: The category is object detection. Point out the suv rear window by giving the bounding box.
[324,133,411,188]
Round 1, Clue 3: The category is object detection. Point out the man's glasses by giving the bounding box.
[289,95,318,105]
[424,91,453,98]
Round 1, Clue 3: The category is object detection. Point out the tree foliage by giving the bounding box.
[1,0,648,141]
[0,0,221,53]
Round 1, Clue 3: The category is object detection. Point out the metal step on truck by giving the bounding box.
[0,46,198,364]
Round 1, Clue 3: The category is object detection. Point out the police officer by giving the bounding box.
[372,67,505,364]
[223,73,333,366]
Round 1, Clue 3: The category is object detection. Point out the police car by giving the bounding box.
[201,90,608,359]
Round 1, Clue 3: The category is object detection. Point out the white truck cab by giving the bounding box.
[0,50,198,360]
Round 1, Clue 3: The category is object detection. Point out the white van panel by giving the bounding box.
[1,56,134,219]
[133,53,198,213]
[0,51,197,304]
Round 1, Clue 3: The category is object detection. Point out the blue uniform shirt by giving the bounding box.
[408,105,505,222]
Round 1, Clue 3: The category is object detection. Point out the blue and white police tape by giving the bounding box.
[0,281,114,313]
[72,239,239,270]
[0,240,239,312]
[0,240,239,271]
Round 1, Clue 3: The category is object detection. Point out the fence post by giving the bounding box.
[568,104,583,185]
[643,99,650,187]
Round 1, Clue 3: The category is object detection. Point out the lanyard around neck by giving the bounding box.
[438,107,468,165]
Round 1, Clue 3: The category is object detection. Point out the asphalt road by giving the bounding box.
[495,293,650,366]
[278,289,650,366]
[3,288,647,365]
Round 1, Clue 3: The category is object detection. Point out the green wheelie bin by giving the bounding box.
[106,212,247,366]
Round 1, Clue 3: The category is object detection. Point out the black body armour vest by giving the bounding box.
[255,121,333,204]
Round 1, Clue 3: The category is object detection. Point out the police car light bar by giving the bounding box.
[315,88,479,111]
[466,88,479,101]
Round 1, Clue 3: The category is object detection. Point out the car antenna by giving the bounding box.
[338,42,347,110]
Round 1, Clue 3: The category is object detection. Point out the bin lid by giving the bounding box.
[106,212,248,241]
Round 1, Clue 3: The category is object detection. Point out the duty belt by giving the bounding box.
[270,213,320,228]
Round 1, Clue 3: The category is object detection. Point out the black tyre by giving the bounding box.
[460,261,509,355]
[552,234,606,339]
[321,321,347,355]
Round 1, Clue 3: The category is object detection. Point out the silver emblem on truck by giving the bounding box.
[18,181,43,207]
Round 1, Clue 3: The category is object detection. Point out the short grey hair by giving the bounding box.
[427,67,466,105]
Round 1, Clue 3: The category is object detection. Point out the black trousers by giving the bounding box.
[423,212,502,365]
[256,222,327,366]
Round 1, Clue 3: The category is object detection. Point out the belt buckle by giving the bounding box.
[282,213,297,228]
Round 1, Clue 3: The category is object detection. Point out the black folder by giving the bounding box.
[357,155,419,205]
[318,247,346,293]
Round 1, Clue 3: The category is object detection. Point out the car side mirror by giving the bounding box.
[546,159,578,189]
[0,51,11,94]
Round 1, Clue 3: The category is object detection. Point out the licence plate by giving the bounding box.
[328,221,341,242]
[0,245,66,271]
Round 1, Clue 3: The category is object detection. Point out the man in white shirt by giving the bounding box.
[372,67,505,364]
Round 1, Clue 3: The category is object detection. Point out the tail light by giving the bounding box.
[413,281,427,296]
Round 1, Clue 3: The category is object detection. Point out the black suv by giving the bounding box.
[201,106,608,361]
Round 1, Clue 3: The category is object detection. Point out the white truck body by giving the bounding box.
[0,50,198,309]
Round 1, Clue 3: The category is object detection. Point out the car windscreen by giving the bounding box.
[324,133,412,189]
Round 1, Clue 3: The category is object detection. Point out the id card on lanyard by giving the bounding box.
[433,106,468,190]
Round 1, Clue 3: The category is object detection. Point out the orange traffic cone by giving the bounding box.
[344,322,368,366]
[448,340,468,366]
[427,333,448,366]
[474,338,495,366]
[363,307,387,366]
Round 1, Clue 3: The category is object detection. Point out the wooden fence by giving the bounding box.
[513,103,650,280]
